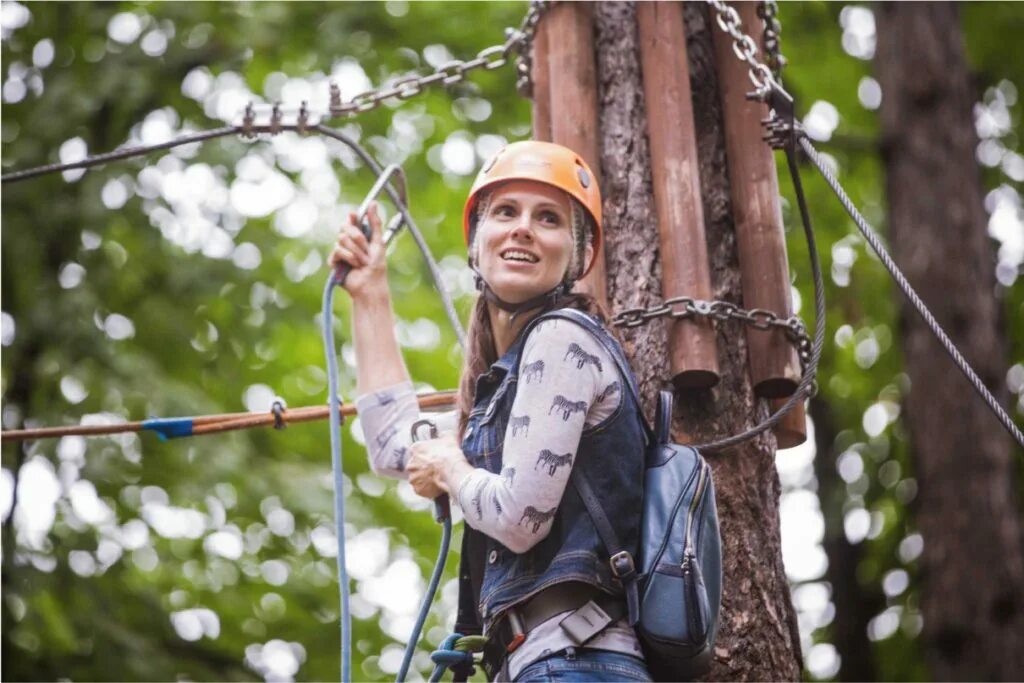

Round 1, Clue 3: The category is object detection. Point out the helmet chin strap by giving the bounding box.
[470,263,571,326]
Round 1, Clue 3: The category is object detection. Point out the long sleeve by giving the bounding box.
[455,319,622,553]
[355,381,457,478]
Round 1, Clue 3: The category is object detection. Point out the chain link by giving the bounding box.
[329,1,548,118]
[612,298,813,373]
[757,0,786,80]
[706,0,778,100]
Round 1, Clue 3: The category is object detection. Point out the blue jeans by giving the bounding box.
[514,648,651,682]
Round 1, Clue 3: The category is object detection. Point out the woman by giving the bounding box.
[330,141,650,682]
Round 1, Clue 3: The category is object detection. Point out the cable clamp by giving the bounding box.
[271,398,287,430]
[269,102,283,135]
[242,102,256,139]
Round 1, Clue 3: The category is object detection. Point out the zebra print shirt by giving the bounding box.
[355,319,620,550]
[355,319,638,677]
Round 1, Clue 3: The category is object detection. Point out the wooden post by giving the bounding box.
[544,1,608,308]
[712,1,801,399]
[531,17,552,143]
[637,2,720,389]
[771,397,807,449]
[712,1,805,447]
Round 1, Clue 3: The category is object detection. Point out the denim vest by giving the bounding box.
[454,309,646,635]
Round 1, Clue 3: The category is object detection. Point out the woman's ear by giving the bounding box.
[583,242,594,274]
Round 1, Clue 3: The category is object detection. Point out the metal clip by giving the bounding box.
[269,102,282,135]
[271,398,287,430]
[241,102,255,139]
[410,419,438,443]
[329,81,342,116]
[609,550,637,581]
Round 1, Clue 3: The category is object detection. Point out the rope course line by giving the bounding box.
[801,137,1024,449]
[0,391,457,442]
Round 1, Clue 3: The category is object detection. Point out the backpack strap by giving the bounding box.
[519,308,647,625]
[570,462,641,625]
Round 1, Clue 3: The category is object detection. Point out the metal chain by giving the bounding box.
[705,0,779,100]
[510,0,549,97]
[612,297,812,373]
[757,0,786,81]
[329,1,548,117]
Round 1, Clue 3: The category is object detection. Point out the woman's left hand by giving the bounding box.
[406,432,469,500]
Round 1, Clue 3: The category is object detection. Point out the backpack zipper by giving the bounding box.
[681,461,709,640]
[682,461,708,561]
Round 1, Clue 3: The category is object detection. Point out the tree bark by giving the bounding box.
[876,4,1024,679]
[592,3,802,679]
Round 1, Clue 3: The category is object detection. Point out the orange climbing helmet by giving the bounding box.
[462,140,603,277]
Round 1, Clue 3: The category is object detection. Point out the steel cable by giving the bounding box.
[800,137,1024,449]
[1,126,240,184]
[694,142,826,453]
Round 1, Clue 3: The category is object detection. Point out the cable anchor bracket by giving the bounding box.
[752,80,801,151]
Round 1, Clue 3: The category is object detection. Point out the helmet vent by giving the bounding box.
[577,166,590,188]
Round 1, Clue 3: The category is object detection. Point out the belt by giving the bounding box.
[481,582,626,680]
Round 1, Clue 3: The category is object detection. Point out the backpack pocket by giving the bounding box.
[637,444,718,680]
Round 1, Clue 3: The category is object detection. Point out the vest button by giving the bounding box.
[488,550,498,564]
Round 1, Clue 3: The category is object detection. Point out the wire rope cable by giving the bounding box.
[694,141,826,453]
[800,137,1024,449]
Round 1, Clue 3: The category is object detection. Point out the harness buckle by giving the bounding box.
[506,610,526,653]
[609,550,637,582]
[559,599,613,646]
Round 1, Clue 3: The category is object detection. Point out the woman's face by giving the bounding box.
[475,180,589,304]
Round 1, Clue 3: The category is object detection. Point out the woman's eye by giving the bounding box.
[494,205,516,218]
[539,211,561,225]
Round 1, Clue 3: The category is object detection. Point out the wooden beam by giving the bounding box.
[545,1,608,308]
[531,15,552,142]
[770,397,808,449]
[712,0,801,400]
[637,1,720,389]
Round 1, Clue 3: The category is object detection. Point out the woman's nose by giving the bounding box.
[510,213,534,240]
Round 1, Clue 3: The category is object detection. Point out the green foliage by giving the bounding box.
[2,2,1021,682]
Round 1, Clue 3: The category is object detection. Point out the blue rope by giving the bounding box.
[428,634,474,682]
[396,500,452,681]
[322,272,352,682]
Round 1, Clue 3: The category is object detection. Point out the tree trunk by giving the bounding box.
[592,2,802,679]
[876,4,1024,679]
[810,398,882,682]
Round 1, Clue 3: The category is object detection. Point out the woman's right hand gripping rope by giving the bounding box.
[329,201,389,300]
